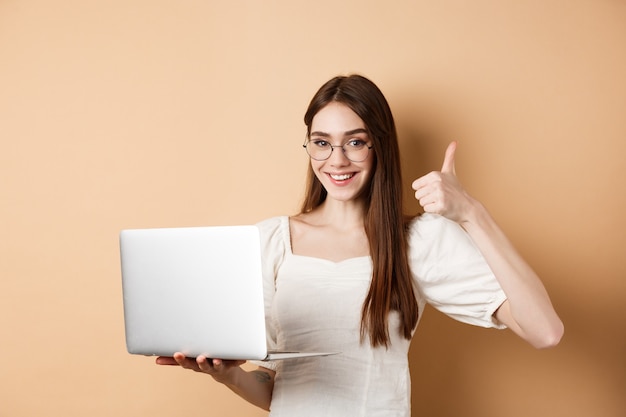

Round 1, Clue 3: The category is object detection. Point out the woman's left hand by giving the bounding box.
[413,142,564,348]
[412,141,475,223]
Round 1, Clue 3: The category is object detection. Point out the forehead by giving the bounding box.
[310,102,366,134]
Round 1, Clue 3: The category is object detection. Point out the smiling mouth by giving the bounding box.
[329,173,354,181]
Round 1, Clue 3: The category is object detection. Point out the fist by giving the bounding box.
[411,141,473,223]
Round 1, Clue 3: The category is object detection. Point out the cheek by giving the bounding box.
[361,157,375,179]
[310,160,324,175]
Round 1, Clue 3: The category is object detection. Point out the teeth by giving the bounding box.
[330,173,353,180]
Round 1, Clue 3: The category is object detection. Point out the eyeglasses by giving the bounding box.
[303,139,374,162]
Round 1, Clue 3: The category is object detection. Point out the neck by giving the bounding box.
[313,198,367,228]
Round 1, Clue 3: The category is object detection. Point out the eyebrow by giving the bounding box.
[309,128,368,137]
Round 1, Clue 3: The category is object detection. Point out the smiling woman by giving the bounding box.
[2,1,624,416]
[306,102,376,202]
[156,74,563,417]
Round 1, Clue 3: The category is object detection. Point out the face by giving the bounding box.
[308,102,375,203]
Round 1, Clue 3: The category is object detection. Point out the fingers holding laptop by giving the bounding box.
[156,352,245,382]
[196,355,247,383]
[156,352,275,410]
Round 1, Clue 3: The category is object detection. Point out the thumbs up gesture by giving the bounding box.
[411,141,474,223]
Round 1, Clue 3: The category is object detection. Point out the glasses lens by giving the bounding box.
[344,147,368,162]
[343,141,371,162]
[305,142,331,160]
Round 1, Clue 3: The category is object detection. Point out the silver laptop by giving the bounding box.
[120,225,337,361]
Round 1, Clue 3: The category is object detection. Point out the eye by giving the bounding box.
[346,139,367,148]
[311,139,330,148]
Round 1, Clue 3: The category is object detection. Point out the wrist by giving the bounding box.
[460,194,485,227]
[212,362,245,387]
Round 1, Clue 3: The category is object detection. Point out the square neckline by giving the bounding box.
[282,216,371,265]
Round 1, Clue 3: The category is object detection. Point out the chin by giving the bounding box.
[325,189,365,203]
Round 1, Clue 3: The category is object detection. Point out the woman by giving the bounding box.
[156,74,564,416]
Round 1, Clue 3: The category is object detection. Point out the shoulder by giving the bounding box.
[407,213,480,265]
[255,216,290,257]
[254,216,290,282]
[255,216,286,234]
[286,212,316,241]
[407,213,469,242]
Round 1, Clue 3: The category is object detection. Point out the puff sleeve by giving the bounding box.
[408,213,507,329]
[250,216,288,370]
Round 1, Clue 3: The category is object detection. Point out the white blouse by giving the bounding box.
[254,214,507,417]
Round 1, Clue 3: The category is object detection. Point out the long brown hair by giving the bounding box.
[300,74,419,347]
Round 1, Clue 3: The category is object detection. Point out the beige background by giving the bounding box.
[1,1,625,416]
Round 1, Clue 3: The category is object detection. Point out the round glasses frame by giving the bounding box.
[302,139,374,162]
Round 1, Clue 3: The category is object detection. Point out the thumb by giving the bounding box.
[441,141,457,174]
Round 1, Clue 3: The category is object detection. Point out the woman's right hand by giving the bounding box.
[156,352,246,385]
[156,352,275,410]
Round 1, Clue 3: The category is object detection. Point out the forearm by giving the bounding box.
[460,199,564,348]
[223,366,275,411]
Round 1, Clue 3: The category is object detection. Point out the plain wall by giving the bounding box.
[1,1,624,416]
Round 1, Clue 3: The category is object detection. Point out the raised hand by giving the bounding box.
[411,141,474,223]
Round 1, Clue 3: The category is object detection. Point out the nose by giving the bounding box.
[328,145,350,166]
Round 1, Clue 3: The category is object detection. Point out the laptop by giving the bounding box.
[120,225,337,361]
